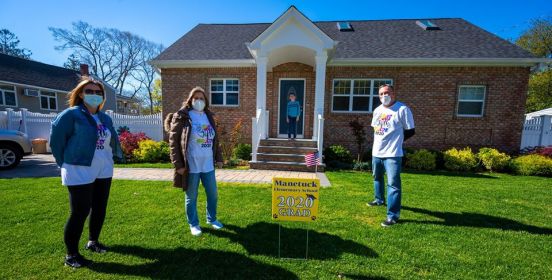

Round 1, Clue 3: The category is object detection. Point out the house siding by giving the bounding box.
[161,65,529,154]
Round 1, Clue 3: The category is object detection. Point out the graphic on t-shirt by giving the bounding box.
[374,113,393,136]
[193,123,215,148]
[96,123,108,150]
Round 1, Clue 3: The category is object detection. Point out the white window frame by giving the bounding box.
[39,90,58,111]
[0,84,18,107]
[209,78,240,107]
[456,85,486,117]
[331,78,393,113]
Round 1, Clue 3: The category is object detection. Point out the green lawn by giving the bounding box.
[0,172,551,279]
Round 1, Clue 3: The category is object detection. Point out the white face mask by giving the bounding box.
[192,99,205,111]
[380,95,392,106]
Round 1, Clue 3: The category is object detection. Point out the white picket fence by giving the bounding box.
[0,108,163,142]
[520,115,552,149]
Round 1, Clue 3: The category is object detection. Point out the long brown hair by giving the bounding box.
[68,76,107,110]
[182,86,210,111]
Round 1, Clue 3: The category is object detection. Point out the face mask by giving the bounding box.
[380,95,392,106]
[83,94,103,108]
[192,99,205,111]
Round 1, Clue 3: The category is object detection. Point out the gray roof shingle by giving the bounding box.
[0,53,80,91]
[155,18,534,61]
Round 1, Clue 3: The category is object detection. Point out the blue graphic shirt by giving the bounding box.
[287,101,301,117]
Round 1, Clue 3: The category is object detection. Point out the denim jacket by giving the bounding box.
[50,104,124,167]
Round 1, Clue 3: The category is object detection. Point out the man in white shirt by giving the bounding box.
[368,84,415,227]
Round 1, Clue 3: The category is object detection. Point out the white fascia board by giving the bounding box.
[328,57,550,67]
[150,59,256,68]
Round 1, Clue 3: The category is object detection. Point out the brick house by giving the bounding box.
[152,6,543,171]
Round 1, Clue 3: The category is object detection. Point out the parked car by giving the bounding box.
[0,130,32,170]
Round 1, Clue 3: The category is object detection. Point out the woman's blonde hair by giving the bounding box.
[68,76,107,110]
[182,86,209,110]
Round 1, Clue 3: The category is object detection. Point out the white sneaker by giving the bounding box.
[190,226,202,236]
[207,220,224,230]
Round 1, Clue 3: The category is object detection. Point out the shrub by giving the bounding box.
[512,154,552,176]
[117,126,130,135]
[443,147,478,172]
[349,118,367,161]
[132,140,170,163]
[353,161,371,171]
[218,118,244,161]
[406,149,437,171]
[324,145,353,168]
[119,131,150,158]
[233,143,252,161]
[537,146,552,158]
[477,148,511,172]
[225,158,241,167]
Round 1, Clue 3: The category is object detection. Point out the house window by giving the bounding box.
[332,79,393,113]
[457,85,486,117]
[40,91,57,110]
[210,79,239,106]
[0,84,17,107]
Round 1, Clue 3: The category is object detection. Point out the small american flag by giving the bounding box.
[304,151,321,167]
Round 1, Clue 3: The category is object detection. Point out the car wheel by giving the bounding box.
[0,144,22,170]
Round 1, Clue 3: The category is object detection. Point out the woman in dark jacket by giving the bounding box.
[50,77,123,268]
[165,86,223,236]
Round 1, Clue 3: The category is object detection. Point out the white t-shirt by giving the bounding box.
[371,101,415,158]
[186,110,215,173]
[61,114,114,186]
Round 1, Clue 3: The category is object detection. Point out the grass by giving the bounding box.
[0,172,551,279]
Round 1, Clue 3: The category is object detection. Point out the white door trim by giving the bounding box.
[277,78,306,138]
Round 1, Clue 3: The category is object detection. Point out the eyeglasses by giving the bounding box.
[84,89,104,95]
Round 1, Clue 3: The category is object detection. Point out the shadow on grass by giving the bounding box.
[205,222,378,260]
[89,245,298,279]
[402,170,499,179]
[339,273,388,280]
[402,206,552,235]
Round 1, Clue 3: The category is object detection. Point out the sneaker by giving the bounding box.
[85,241,108,253]
[381,219,398,227]
[207,220,224,230]
[366,200,384,207]
[190,225,202,236]
[64,254,92,268]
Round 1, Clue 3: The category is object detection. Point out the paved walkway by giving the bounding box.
[114,168,331,187]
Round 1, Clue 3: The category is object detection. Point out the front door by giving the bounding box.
[279,79,305,138]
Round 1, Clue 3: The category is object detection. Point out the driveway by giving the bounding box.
[0,153,60,179]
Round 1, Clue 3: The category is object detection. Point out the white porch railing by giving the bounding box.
[251,108,269,162]
[521,115,552,149]
[316,113,324,163]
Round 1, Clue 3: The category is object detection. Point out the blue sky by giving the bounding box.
[1,0,550,66]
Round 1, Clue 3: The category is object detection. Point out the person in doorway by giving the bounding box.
[286,88,301,140]
[50,77,124,268]
[165,86,224,236]
[367,84,415,227]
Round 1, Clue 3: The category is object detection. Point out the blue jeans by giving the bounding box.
[288,116,297,138]
[185,170,218,227]
[372,157,402,221]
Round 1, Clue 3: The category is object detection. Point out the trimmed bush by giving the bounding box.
[512,154,552,176]
[119,131,150,158]
[324,145,353,168]
[353,161,371,171]
[232,143,252,161]
[443,147,478,172]
[477,148,511,172]
[132,140,170,163]
[406,149,437,171]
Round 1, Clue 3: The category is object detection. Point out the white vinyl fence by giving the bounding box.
[0,108,163,142]
[520,115,552,150]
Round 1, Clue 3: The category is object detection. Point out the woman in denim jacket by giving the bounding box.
[50,77,123,268]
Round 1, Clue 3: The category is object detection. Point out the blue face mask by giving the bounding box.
[83,94,104,108]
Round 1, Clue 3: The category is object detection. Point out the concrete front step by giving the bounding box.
[257,153,306,163]
[257,145,318,155]
[250,161,325,172]
[260,138,317,148]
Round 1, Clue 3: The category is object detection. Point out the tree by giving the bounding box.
[140,79,162,114]
[130,43,164,113]
[0,29,32,59]
[63,53,81,71]
[516,17,552,112]
[49,21,161,96]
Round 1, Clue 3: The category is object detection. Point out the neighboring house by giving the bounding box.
[152,6,547,170]
[0,53,138,115]
[116,94,141,115]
